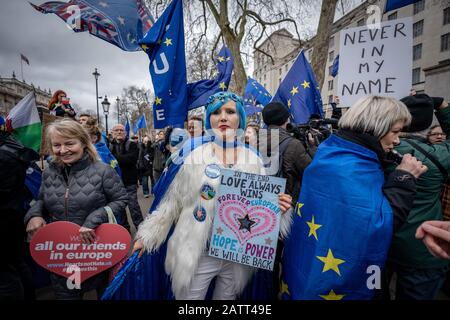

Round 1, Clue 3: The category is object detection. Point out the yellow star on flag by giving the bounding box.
[217,56,225,62]
[280,280,290,296]
[226,56,231,61]
[296,203,304,217]
[290,86,299,96]
[301,80,310,89]
[219,82,226,90]
[164,38,172,46]
[306,215,322,241]
[317,249,345,276]
[155,97,162,105]
[141,44,149,51]
[287,99,292,108]
[319,289,345,300]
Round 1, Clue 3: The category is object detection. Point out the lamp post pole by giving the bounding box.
[102,95,110,135]
[92,68,100,122]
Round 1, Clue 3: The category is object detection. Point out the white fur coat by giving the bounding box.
[136,142,293,298]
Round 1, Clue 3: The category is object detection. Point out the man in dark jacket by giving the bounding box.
[262,102,313,299]
[110,124,143,231]
[0,130,38,300]
[388,94,450,300]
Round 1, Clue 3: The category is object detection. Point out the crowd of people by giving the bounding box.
[1,88,450,301]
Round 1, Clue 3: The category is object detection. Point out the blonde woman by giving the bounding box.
[25,119,128,299]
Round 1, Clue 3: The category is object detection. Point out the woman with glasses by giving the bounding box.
[427,125,447,144]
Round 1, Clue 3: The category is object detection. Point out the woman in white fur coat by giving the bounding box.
[106,92,292,300]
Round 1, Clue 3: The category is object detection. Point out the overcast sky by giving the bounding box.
[0,0,151,127]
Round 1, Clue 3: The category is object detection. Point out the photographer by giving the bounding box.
[48,90,76,119]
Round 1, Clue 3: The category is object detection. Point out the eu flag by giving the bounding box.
[140,0,187,129]
[187,46,234,110]
[31,0,153,51]
[281,135,393,300]
[331,55,339,78]
[133,114,147,134]
[385,0,420,12]
[125,117,130,138]
[271,50,323,125]
[244,77,272,107]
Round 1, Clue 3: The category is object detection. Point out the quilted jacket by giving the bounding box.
[25,153,128,229]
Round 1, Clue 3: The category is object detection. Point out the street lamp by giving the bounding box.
[92,68,100,121]
[116,96,120,124]
[101,95,110,134]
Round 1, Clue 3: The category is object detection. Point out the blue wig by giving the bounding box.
[204,92,246,130]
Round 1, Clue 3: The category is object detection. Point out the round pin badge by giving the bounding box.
[200,184,216,200]
[193,206,207,222]
[205,163,221,179]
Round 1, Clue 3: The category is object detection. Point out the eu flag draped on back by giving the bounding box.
[187,46,234,110]
[139,0,187,129]
[133,114,147,134]
[30,0,153,51]
[281,135,394,300]
[385,0,420,12]
[271,50,323,124]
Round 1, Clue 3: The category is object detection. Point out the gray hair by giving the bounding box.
[338,95,412,140]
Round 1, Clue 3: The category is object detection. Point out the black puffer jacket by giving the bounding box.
[24,153,128,229]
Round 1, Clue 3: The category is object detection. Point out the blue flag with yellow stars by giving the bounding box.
[271,50,323,124]
[139,0,187,129]
[331,55,339,78]
[385,0,419,12]
[281,134,394,300]
[244,77,272,107]
[95,141,122,178]
[187,46,234,110]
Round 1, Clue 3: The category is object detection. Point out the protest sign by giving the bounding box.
[338,17,412,107]
[30,221,131,282]
[209,169,286,271]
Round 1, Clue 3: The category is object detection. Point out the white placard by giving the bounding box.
[338,17,412,107]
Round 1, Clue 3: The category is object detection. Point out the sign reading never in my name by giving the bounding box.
[338,17,412,107]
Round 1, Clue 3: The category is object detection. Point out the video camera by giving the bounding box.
[286,118,338,153]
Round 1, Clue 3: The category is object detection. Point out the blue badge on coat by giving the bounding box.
[200,184,216,200]
[205,164,221,179]
[193,206,207,222]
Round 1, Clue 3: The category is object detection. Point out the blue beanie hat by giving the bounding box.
[204,92,246,130]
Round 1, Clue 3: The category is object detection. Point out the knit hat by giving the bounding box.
[400,94,434,132]
[432,97,444,110]
[262,102,290,126]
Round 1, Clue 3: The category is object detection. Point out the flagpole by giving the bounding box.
[20,56,24,81]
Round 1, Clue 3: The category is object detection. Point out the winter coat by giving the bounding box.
[24,153,128,229]
[110,139,139,186]
[389,106,450,269]
[266,125,312,204]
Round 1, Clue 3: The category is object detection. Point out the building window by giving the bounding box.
[388,12,397,21]
[328,65,333,76]
[264,74,267,80]
[285,64,288,72]
[329,51,334,62]
[413,0,425,15]
[413,44,422,60]
[279,68,282,75]
[329,36,334,48]
[328,80,333,91]
[413,20,424,37]
[412,68,421,84]
[328,95,333,104]
[357,18,365,26]
[444,7,450,25]
[441,33,450,52]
